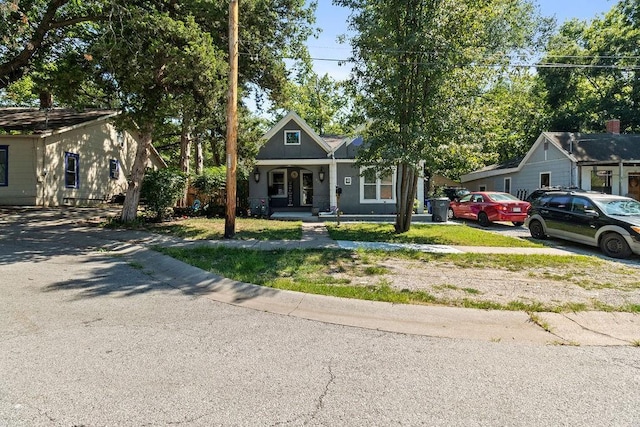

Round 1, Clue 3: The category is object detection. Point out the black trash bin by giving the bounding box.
[430,197,450,222]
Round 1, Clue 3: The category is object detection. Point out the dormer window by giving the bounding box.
[284,130,301,145]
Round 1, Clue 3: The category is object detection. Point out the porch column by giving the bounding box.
[619,161,624,196]
[416,172,424,213]
[416,161,425,213]
[329,158,337,211]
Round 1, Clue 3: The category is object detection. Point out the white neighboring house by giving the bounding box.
[461,120,640,201]
[0,108,166,206]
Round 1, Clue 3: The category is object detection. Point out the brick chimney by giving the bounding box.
[606,119,620,135]
[39,91,53,109]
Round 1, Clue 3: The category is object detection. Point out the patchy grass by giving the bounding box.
[326,223,542,247]
[107,217,302,240]
[528,312,553,333]
[157,246,639,312]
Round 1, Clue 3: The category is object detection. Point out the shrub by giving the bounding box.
[192,166,226,202]
[141,168,188,220]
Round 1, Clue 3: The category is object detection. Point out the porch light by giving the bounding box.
[319,167,325,182]
[253,167,260,183]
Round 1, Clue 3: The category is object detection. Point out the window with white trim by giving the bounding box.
[504,177,511,194]
[0,146,7,186]
[360,168,396,203]
[284,130,301,145]
[268,169,287,197]
[540,172,550,188]
[65,152,79,189]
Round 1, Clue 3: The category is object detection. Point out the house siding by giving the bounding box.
[257,120,329,160]
[335,163,397,214]
[463,135,577,198]
[0,120,159,206]
[0,137,39,205]
[46,122,139,206]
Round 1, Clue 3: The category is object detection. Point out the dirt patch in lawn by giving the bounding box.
[340,257,640,311]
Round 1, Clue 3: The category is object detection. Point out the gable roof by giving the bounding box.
[0,107,166,168]
[462,131,640,182]
[0,108,118,135]
[263,111,333,153]
[545,132,640,163]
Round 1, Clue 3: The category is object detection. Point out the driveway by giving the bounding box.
[1,208,640,426]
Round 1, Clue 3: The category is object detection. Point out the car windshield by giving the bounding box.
[596,199,640,216]
[488,193,520,202]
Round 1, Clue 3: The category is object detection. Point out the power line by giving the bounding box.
[240,52,640,71]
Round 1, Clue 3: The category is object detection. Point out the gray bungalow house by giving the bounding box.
[249,111,424,215]
[460,120,640,201]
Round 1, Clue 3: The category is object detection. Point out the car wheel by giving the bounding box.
[512,221,524,227]
[448,207,455,220]
[528,219,546,239]
[478,212,490,227]
[600,233,633,259]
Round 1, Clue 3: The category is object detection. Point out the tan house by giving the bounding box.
[0,108,166,206]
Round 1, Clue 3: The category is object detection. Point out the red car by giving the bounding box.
[448,191,530,227]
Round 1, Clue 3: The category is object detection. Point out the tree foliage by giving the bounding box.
[0,0,317,221]
[270,64,354,135]
[141,168,188,220]
[538,0,640,132]
[336,0,547,232]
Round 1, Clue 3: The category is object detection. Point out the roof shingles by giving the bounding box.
[0,108,116,134]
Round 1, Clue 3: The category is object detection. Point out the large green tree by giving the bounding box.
[335,0,547,232]
[0,0,112,89]
[538,0,640,132]
[1,0,317,221]
[269,64,354,135]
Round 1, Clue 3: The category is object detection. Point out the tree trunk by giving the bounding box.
[179,119,191,207]
[195,138,203,175]
[120,130,152,222]
[395,162,418,233]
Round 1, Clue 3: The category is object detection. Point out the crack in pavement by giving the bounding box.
[561,313,631,344]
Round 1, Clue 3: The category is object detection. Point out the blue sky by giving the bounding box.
[308,0,615,79]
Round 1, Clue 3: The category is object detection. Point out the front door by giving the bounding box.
[301,172,313,206]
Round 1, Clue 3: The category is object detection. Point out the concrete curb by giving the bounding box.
[116,242,640,347]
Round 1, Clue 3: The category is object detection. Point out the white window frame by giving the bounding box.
[540,172,551,188]
[65,152,79,189]
[269,169,288,198]
[504,177,511,194]
[359,167,396,204]
[284,130,301,145]
[478,184,487,191]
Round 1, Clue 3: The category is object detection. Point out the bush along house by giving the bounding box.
[248,111,424,216]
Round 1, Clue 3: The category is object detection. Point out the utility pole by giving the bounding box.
[224,0,238,239]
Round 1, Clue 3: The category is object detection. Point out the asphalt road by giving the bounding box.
[1,208,639,426]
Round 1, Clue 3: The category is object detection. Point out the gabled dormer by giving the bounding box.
[258,111,333,160]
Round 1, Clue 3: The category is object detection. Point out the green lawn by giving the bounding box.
[107,217,302,240]
[326,222,542,247]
